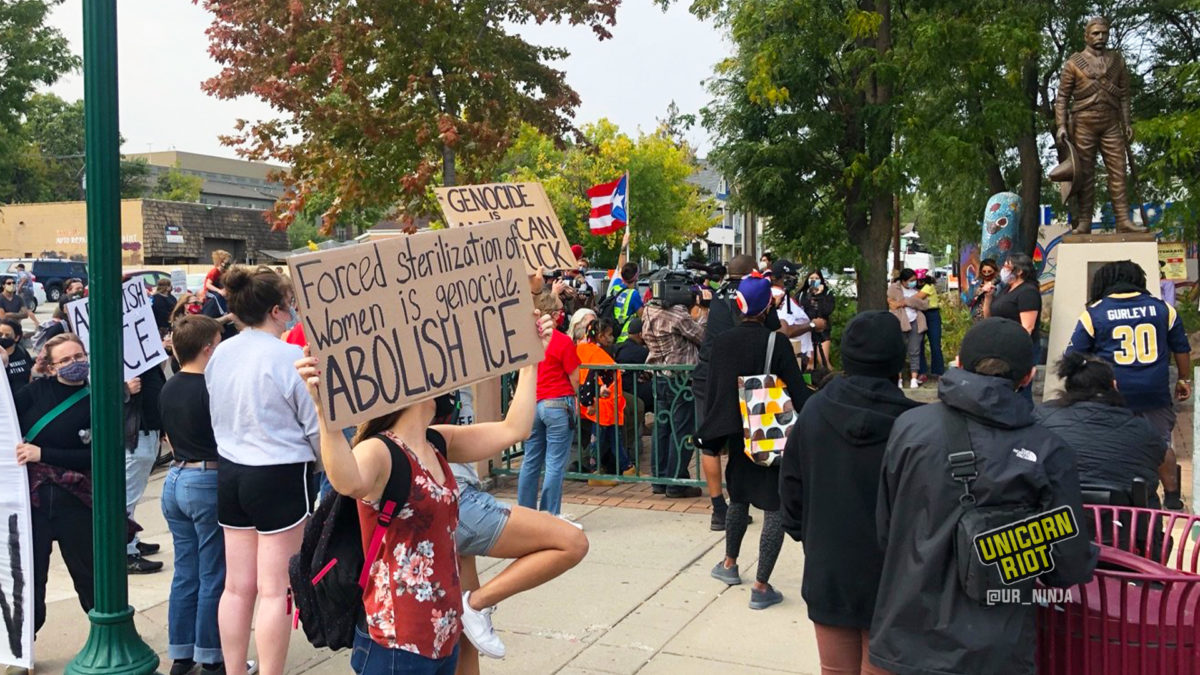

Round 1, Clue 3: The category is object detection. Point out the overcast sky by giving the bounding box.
[44,0,728,161]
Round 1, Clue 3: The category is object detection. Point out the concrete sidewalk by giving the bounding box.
[36,469,823,674]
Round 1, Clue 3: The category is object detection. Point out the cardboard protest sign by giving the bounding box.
[288,219,545,429]
[66,278,169,380]
[434,182,577,275]
[0,370,34,668]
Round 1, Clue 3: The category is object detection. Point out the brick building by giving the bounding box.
[0,199,288,265]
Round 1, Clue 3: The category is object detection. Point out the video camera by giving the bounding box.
[652,270,709,309]
[684,260,727,285]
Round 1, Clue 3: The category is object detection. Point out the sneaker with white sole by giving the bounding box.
[461,591,507,659]
[909,377,920,390]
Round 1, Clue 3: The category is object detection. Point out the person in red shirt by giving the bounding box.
[200,250,232,302]
[517,293,580,516]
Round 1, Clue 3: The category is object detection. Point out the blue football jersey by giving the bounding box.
[1068,292,1190,411]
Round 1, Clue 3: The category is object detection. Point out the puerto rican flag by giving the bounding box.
[587,174,628,235]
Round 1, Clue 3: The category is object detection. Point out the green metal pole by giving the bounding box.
[67,1,158,673]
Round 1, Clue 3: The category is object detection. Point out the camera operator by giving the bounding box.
[693,255,782,529]
[643,277,710,499]
[771,260,825,370]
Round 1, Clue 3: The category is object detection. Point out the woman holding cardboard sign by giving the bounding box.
[295,311,560,674]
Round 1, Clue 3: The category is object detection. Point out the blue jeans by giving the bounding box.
[351,626,459,674]
[919,308,945,376]
[161,465,225,664]
[517,397,575,515]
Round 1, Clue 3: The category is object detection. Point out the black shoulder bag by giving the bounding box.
[940,405,1037,603]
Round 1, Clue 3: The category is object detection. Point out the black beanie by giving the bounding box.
[959,317,1035,383]
[840,311,907,379]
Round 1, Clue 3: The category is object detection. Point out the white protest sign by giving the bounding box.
[0,369,33,668]
[66,278,169,380]
[170,269,188,295]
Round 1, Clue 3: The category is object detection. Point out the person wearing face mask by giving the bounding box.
[969,258,1000,323]
[887,269,929,389]
[759,252,774,272]
[2,319,33,395]
[0,276,38,327]
[800,269,836,369]
[14,334,96,645]
[152,278,177,335]
[982,253,1042,401]
[205,266,319,675]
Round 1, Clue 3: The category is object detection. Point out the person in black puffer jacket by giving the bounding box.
[1035,351,1166,507]
[780,311,921,673]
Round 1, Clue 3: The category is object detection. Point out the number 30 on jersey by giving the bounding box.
[1112,324,1158,365]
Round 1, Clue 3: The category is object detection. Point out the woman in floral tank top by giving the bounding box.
[295,313,556,674]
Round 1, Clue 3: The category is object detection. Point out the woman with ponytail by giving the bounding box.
[295,312,558,674]
[1035,352,1167,506]
[206,265,316,675]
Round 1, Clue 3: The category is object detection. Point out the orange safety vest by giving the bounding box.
[576,341,625,427]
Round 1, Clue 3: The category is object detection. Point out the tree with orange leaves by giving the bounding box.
[194,0,619,233]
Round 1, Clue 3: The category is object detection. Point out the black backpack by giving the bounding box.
[288,437,407,650]
[598,285,633,327]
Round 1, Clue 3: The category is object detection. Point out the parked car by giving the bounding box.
[122,269,172,295]
[0,274,46,312]
[0,259,89,302]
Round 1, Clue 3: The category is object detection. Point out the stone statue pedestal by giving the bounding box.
[1044,232,1159,400]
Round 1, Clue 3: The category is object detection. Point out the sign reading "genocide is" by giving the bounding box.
[434,182,577,275]
[288,220,544,428]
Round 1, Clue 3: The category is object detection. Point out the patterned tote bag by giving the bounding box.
[737,332,797,467]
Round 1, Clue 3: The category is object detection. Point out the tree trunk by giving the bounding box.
[1017,56,1041,257]
[442,143,456,187]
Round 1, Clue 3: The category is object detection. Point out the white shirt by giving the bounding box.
[901,287,919,323]
[206,328,320,466]
[774,288,813,355]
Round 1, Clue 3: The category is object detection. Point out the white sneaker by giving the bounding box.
[558,514,584,530]
[461,591,507,659]
[897,378,904,388]
[909,378,920,389]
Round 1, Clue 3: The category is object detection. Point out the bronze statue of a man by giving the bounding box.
[1054,16,1146,235]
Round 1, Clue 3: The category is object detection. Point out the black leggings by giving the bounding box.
[32,483,95,634]
[725,503,784,585]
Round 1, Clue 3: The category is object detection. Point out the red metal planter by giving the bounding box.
[1038,505,1200,675]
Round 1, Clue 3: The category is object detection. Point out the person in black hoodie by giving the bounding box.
[780,311,920,673]
[1035,351,1166,507]
[695,273,809,610]
[694,254,782,530]
[871,318,1097,675]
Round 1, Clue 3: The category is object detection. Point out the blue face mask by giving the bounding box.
[286,306,299,331]
[809,279,821,289]
[906,281,917,289]
[57,360,90,383]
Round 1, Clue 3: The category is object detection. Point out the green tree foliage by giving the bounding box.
[195,0,619,232]
[1135,0,1200,236]
[151,165,204,202]
[1,94,156,202]
[686,0,900,309]
[0,0,78,132]
[685,0,1200,305]
[496,120,717,268]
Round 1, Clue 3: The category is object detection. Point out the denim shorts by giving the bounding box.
[454,483,511,557]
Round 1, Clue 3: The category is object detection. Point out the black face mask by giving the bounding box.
[0,337,13,349]
[434,393,458,421]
